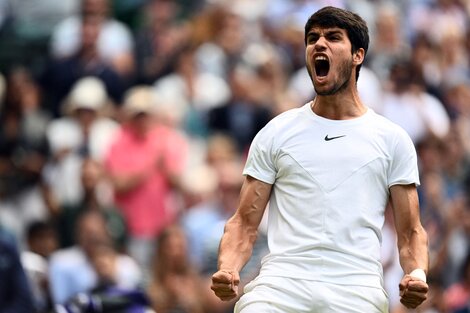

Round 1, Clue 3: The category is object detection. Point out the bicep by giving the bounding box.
[235,175,272,229]
[389,184,420,237]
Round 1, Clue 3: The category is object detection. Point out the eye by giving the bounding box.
[328,34,341,41]
[307,34,318,44]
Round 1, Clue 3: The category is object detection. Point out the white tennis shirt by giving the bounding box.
[243,102,419,289]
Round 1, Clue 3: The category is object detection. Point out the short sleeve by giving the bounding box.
[243,123,277,184]
[388,128,420,187]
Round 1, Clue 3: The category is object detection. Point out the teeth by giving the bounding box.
[315,56,328,61]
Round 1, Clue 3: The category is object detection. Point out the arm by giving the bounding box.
[211,175,272,301]
[108,171,150,193]
[389,184,429,309]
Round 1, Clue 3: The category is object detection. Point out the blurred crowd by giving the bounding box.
[0,0,469,312]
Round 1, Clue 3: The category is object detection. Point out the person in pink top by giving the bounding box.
[105,86,188,269]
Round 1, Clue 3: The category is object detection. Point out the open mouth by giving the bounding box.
[314,56,330,77]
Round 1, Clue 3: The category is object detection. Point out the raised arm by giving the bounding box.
[211,175,272,301]
[389,183,429,309]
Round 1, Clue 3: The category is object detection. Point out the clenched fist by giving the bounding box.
[211,270,240,301]
[399,274,429,309]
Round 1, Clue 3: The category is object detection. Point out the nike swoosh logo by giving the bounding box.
[324,134,346,141]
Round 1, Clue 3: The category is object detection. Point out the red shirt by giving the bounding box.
[105,124,187,238]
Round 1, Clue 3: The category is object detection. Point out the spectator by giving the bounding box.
[193,7,248,80]
[105,86,188,269]
[134,0,187,84]
[41,15,127,117]
[181,154,219,203]
[208,65,272,154]
[442,80,470,154]
[366,3,410,82]
[42,76,119,212]
[446,251,470,312]
[147,225,204,313]
[408,0,467,46]
[381,59,450,144]
[0,68,50,244]
[59,241,154,313]
[153,45,231,137]
[50,0,135,78]
[56,157,127,250]
[21,220,58,312]
[0,229,35,313]
[48,209,141,305]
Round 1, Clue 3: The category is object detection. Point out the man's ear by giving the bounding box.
[353,48,365,66]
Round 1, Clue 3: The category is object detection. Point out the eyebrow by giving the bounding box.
[307,29,344,37]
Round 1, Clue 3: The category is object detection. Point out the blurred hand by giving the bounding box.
[211,269,240,301]
[399,275,429,309]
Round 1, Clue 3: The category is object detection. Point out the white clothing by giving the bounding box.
[153,72,231,112]
[0,186,48,248]
[235,276,388,313]
[21,251,49,310]
[46,117,119,160]
[381,91,450,143]
[50,17,133,61]
[243,103,419,290]
[44,117,119,205]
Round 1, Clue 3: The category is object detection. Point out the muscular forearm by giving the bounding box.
[211,176,271,301]
[218,177,271,272]
[398,224,429,275]
[218,214,258,272]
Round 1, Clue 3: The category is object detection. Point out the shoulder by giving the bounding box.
[361,111,416,158]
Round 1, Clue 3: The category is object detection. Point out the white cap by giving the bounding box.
[122,86,156,116]
[66,77,107,112]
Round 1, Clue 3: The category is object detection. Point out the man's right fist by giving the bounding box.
[211,269,240,301]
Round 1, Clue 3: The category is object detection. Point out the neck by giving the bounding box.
[311,87,367,120]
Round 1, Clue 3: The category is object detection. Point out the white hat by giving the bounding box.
[67,77,107,111]
[122,86,156,116]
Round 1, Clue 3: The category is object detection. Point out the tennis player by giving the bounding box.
[211,6,429,312]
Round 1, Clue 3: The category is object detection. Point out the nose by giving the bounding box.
[314,36,327,50]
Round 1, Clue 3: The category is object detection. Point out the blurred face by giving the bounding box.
[76,213,109,254]
[90,245,116,281]
[217,14,244,54]
[81,16,101,50]
[75,108,97,130]
[129,112,153,137]
[159,228,188,272]
[305,27,361,95]
[29,230,58,259]
[81,159,102,190]
[82,0,108,17]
